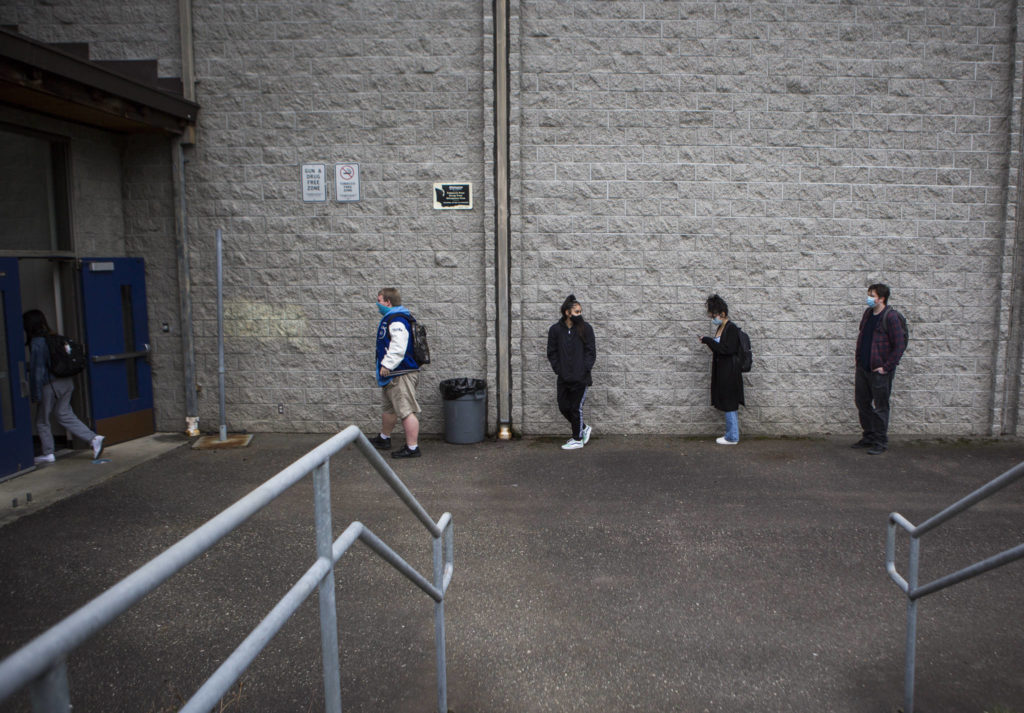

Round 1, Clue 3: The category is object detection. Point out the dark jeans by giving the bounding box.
[557,381,588,440]
[855,366,894,446]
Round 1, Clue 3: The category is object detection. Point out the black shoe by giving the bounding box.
[867,444,887,455]
[369,434,391,450]
[391,445,421,459]
[851,439,874,449]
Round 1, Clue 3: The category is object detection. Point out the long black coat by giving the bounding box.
[701,320,745,412]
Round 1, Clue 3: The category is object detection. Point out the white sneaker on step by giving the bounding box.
[91,435,105,459]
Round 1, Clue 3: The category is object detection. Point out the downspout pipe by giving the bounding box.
[176,0,199,435]
[495,0,512,439]
[997,10,1024,436]
[172,139,199,436]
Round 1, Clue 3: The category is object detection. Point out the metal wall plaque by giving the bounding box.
[335,163,360,202]
[433,182,472,209]
[301,164,327,202]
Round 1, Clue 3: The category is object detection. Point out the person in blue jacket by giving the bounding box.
[547,294,597,450]
[369,288,421,458]
[23,309,104,463]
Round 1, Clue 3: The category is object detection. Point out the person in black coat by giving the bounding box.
[699,294,744,444]
[547,294,597,450]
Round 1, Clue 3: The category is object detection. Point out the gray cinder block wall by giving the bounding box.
[184,0,488,434]
[7,0,1024,438]
[510,0,1024,438]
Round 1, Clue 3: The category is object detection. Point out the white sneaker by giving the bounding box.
[581,424,592,445]
[715,436,738,445]
[34,454,56,464]
[91,435,105,459]
[561,438,584,450]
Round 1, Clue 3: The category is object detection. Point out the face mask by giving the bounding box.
[712,317,722,326]
[571,314,583,325]
[866,297,876,308]
[377,303,390,316]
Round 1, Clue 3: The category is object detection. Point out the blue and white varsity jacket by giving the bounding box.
[375,306,419,386]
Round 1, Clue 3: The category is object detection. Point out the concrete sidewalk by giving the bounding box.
[0,433,1022,713]
[0,433,189,527]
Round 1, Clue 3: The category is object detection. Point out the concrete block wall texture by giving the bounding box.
[183,0,488,434]
[7,0,1024,437]
[0,0,182,78]
[0,106,127,261]
[123,135,186,431]
[512,0,1023,437]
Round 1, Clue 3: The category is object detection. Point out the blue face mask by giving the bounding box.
[377,302,390,316]
[712,317,723,326]
[866,296,876,308]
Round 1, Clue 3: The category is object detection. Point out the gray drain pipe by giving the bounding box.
[495,0,512,439]
[176,0,199,436]
[173,139,199,436]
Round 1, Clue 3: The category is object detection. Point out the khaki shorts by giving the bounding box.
[382,372,421,420]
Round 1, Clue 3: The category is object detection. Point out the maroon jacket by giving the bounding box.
[856,306,906,373]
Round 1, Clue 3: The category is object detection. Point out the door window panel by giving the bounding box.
[121,285,139,400]
[0,292,13,431]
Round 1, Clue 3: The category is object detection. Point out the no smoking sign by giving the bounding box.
[335,163,360,202]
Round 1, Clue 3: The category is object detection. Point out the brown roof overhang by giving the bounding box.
[0,29,198,135]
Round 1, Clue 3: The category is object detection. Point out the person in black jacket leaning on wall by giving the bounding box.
[700,294,744,445]
[547,294,597,450]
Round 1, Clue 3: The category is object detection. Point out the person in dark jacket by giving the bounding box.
[699,294,744,445]
[852,283,907,455]
[547,294,597,450]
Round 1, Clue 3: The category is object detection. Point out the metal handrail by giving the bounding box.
[0,425,454,713]
[886,459,1024,713]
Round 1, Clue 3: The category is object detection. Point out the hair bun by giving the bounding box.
[566,293,576,301]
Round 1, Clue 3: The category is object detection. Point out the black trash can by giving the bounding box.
[439,378,487,444]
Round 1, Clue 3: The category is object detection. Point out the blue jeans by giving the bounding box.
[724,411,739,443]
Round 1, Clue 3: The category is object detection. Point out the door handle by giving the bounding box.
[91,344,152,364]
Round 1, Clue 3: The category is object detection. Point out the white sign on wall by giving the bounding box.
[301,164,327,202]
[335,163,360,202]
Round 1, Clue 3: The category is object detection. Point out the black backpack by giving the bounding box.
[45,334,87,377]
[881,306,909,349]
[386,313,431,366]
[735,325,753,373]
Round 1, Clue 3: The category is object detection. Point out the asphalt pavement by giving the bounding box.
[0,431,1022,713]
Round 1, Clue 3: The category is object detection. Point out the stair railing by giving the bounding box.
[886,460,1024,713]
[0,425,454,713]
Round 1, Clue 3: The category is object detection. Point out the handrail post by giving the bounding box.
[29,660,70,713]
[903,536,921,713]
[313,460,343,713]
[433,523,448,713]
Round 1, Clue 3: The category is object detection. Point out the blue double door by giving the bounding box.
[0,257,154,478]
